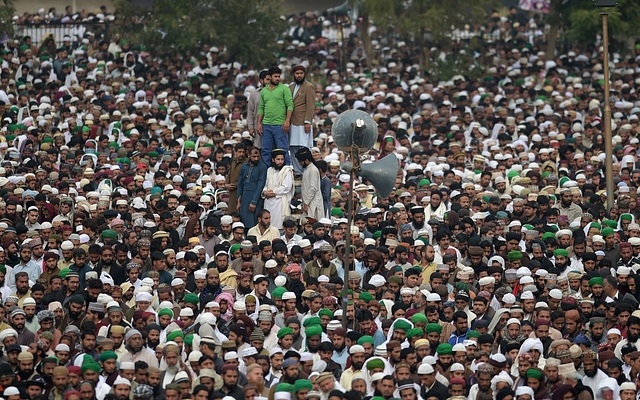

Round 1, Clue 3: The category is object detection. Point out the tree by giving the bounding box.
[114,0,285,74]
[546,0,640,57]
[362,0,496,75]
[0,0,15,40]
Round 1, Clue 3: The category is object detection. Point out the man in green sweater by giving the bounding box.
[257,66,294,166]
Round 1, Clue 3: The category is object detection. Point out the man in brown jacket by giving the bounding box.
[289,65,316,176]
[225,143,247,213]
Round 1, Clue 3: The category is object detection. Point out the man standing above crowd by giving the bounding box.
[296,148,324,220]
[288,65,315,176]
[258,66,293,167]
[262,149,294,230]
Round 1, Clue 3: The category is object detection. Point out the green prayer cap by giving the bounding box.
[272,287,287,299]
[294,380,313,393]
[81,361,101,373]
[184,141,196,149]
[526,368,543,380]
[0,265,5,275]
[508,251,522,261]
[102,230,118,239]
[541,232,556,241]
[394,320,411,332]
[184,334,194,346]
[277,327,294,339]
[230,244,241,254]
[303,317,321,327]
[276,383,295,393]
[411,313,428,324]
[59,268,72,279]
[589,277,604,287]
[99,351,117,362]
[554,249,569,258]
[406,328,424,339]
[507,170,520,180]
[167,330,184,341]
[184,293,199,305]
[330,207,343,217]
[305,325,322,338]
[467,330,480,339]
[359,292,374,303]
[147,151,159,158]
[357,335,374,345]
[603,220,617,229]
[372,231,381,239]
[601,227,615,237]
[319,309,334,319]
[426,323,442,334]
[366,358,385,370]
[436,343,453,355]
[158,308,173,318]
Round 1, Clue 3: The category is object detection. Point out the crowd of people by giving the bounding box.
[3,4,640,400]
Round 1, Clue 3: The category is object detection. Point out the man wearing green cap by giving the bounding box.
[589,277,604,300]
[601,227,621,265]
[391,319,412,342]
[98,350,119,386]
[305,325,323,353]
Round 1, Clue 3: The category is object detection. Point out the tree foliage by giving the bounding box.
[0,0,15,39]
[114,0,285,66]
[364,0,493,43]
[557,0,640,53]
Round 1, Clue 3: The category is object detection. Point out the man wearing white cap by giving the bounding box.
[340,344,365,390]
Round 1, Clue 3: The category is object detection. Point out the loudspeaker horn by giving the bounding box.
[327,0,361,21]
[332,109,377,150]
[358,155,399,198]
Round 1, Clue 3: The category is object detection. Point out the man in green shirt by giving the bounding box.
[257,66,294,166]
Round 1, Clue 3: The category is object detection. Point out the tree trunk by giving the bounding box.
[546,0,559,61]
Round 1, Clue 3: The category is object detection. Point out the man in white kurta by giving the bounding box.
[262,149,294,230]
[295,148,324,220]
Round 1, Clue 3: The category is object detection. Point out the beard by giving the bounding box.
[335,342,346,353]
[69,311,82,320]
[591,332,602,341]
[238,285,252,295]
[321,258,330,268]
[308,343,320,353]
[352,361,364,370]
[561,199,572,207]
[127,343,143,353]
[438,361,452,371]
[513,210,524,218]
[412,220,424,229]
[584,368,597,378]
[273,162,284,171]
[629,332,640,343]
[17,286,28,295]
[251,379,265,392]
[294,77,304,84]
[166,364,180,375]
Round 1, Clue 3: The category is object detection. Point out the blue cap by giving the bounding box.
[574,334,591,345]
